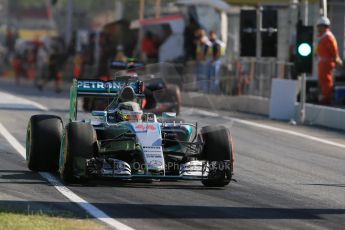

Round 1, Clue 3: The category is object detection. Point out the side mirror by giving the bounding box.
[162,112,176,118]
[91,111,107,117]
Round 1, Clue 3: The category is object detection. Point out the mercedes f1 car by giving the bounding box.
[82,61,181,115]
[26,66,234,187]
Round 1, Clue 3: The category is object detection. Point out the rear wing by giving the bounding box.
[76,79,142,96]
[110,61,145,70]
[69,79,144,121]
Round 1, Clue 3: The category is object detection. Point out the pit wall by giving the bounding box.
[181,92,345,131]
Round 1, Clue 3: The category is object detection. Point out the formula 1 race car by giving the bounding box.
[26,65,234,187]
[82,61,181,115]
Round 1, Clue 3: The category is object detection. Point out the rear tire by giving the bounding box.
[166,84,181,115]
[200,125,234,187]
[61,122,96,183]
[26,115,63,172]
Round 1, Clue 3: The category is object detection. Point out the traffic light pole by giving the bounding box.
[256,6,263,96]
[320,0,327,17]
[303,0,308,25]
[299,73,306,123]
[256,5,262,59]
[298,0,309,124]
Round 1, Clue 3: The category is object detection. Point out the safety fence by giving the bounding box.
[1,55,295,99]
[180,59,295,98]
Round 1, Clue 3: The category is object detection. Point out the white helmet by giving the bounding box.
[317,16,331,26]
[116,102,143,122]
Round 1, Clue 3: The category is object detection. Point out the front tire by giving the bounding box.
[61,122,96,183]
[26,115,63,172]
[200,125,234,187]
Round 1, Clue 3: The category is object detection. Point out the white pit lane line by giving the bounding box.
[0,122,134,230]
[231,118,345,149]
[0,91,49,111]
[190,108,345,150]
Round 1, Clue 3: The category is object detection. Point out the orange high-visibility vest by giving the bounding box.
[316,29,339,104]
[317,29,339,63]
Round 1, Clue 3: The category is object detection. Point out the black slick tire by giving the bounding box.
[61,122,96,183]
[26,115,63,172]
[200,125,234,187]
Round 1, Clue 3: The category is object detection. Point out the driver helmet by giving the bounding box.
[115,101,143,122]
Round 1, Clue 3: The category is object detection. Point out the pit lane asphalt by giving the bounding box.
[1,80,345,230]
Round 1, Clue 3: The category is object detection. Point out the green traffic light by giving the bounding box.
[298,43,312,57]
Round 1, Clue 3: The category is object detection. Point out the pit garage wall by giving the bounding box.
[181,92,345,131]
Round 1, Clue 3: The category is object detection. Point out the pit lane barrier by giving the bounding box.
[181,91,345,131]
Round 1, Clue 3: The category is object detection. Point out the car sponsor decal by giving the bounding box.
[133,124,158,132]
[142,146,164,170]
[135,124,145,131]
[148,160,163,167]
[129,123,164,172]
[77,80,139,93]
[147,125,156,131]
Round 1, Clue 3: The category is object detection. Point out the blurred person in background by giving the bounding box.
[195,28,211,92]
[5,28,18,64]
[141,31,158,63]
[207,31,225,93]
[35,42,49,86]
[184,17,199,62]
[0,46,6,76]
[316,16,343,105]
[73,52,83,78]
[114,44,128,62]
[26,47,37,80]
[12,51,23,85]
[38,45,62,93]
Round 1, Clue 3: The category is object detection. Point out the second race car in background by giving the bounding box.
[82,61,181,115]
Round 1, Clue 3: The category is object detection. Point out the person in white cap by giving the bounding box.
[316,16,342,105]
